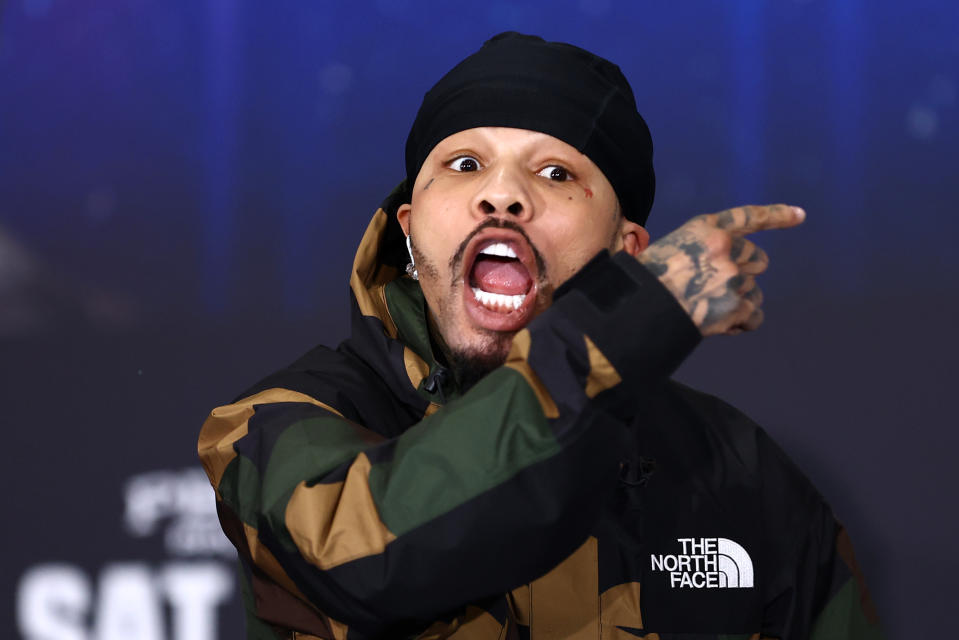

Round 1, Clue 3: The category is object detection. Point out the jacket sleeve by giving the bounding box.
[771,515,886,640]
[755,430,886,640]
[197,251,700,637]
[806,525,886,640]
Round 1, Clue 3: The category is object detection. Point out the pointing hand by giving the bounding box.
[637,204,805,336]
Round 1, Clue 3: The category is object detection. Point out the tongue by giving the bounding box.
[471,257,532,295]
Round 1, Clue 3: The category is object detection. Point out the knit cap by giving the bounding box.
[405,31,656,224]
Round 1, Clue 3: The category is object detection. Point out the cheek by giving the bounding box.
[530,228,583,284]
[531,211,617,283]
[409,195,470,288]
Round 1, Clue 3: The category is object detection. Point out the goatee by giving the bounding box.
[447,342,513,391]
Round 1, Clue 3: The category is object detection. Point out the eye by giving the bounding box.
[448,156,481,172]
[536,165,573,181]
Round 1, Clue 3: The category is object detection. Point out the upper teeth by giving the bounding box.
[480,242,517,258]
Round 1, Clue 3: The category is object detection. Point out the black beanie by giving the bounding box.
[404,31,656,224]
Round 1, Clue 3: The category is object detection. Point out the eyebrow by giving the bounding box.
[440,148,480,159]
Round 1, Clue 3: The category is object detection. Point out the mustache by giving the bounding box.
[448,218,548,283]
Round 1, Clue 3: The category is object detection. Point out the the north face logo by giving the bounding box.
[650,537,754,589]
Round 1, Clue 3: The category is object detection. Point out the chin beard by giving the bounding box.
[446,334,514,391]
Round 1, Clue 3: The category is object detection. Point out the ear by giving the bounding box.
[396,202,412,236]
[619,219,650,257]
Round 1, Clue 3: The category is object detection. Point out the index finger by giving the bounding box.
[714,204,806,236]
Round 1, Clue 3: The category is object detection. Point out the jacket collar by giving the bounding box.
[347,184,458,413]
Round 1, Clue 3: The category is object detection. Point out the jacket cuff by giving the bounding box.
[551,250,701,386]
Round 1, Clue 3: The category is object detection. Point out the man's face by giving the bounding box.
[397,127,647,376]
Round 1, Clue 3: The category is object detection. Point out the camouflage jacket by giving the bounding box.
[198,190,884,640]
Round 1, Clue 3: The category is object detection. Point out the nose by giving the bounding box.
[472,164,532,221]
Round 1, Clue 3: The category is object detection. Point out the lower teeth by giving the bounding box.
[471,287,525,311]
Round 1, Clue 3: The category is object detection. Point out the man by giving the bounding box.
[199,32,883,639]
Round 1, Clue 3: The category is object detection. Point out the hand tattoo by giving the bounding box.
[636,204,804,336]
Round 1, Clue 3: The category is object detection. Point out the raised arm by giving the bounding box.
[198,245,701,637]
[198,203,804,638]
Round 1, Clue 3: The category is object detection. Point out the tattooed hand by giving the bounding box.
[637,204,805,336]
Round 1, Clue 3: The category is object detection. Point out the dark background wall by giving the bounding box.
[2,1,956,638]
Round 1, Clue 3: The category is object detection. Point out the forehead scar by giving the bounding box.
[423,178,435,190]
[583,187,593,198]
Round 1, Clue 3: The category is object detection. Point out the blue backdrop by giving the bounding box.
[2,1,957,638]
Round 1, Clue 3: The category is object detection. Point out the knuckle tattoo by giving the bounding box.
[730,237,746,261]
[716,209,736,229]
[726,274,746,292]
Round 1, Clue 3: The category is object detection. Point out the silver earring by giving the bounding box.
[405,235,419,281]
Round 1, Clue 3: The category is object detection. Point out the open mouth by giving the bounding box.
[461,233,539,332]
